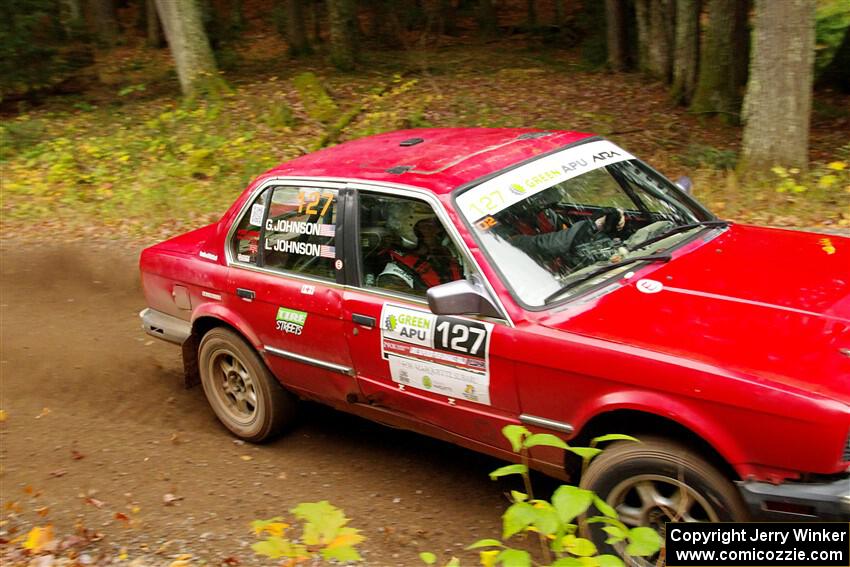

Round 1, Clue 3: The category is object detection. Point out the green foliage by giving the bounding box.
[680,144,739,171]
[263,104,297,129]
[118,84,147,98]
[771,159,849,195]
[489,464,528,480]
[524,433,569,450]
[0,118,46,160]
[815,0,850,73]
[293,72,340,124]
[0,0,68,100]
[251,501,365,563]
[422,426,656,567]
[1,100,286,234]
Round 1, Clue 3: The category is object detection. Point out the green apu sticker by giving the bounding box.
[276,307,307,335]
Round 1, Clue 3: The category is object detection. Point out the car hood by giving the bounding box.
[541,225,850,403]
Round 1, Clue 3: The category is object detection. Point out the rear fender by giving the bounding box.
[182,303,263,388]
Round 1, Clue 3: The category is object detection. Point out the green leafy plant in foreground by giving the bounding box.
[421,426,661,567]
[251,501,365,564]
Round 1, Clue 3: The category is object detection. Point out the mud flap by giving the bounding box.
[181,337,200,388]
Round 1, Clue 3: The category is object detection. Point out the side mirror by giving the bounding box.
[675,176,694,195]
[427,278,501,318]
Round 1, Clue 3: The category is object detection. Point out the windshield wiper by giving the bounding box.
[632,220,729,251]
[544,253,673,303]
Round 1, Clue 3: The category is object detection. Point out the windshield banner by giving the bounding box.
[456,139,634,222]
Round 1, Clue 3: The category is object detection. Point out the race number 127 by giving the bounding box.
[434,318,487,358]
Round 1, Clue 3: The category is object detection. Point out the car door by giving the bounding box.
[227,180,357,403]
[341,186,520,449]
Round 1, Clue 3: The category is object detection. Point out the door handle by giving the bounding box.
[352,313,376,328]
[236,288,255,300]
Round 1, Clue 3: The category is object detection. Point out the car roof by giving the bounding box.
[267,128,593,195]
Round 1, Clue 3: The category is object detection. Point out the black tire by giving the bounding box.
[198,328,297,442]
[580,437,748,566]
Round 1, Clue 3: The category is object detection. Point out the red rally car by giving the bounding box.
[140,128,850,537]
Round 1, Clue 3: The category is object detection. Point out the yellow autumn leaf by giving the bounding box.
[818,174,838,188]
[326,530,365,549]
[827,161,846,171]
[251,518,289,537]
[0,409,6,422]
[239,455,253,461]
[22,524,54,553]
[479,550,499,567]
[819,238,836,255]
[119,548,128,560]
[261,522,289,537]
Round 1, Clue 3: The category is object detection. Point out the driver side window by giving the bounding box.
[358,193,466,297]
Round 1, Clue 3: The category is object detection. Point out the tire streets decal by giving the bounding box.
[380,304,493,405]
[276,307,307,335]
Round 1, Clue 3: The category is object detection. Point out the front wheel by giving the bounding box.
[198,328,297,442]
[580,437,748,566]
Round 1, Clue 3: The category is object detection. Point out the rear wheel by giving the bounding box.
[198,328,297,442]
[580,437,748,566]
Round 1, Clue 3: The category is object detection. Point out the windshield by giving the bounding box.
[455,139,714,307]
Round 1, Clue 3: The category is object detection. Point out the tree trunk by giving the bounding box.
[670,0,700,104]
[690,0,741,121]
[554,0,565,27]
[478,0,498,37]
[327,0,357,70]
[87,0,119,47]
[634,0,650,72]
[285,0,312,55]
[60,0,85,36]
[732,0,750,89]
[740,0,815,173]
[647,0,674,80]
[526,0,537,28]
[146,0,164,48]
[606,0,628,72]
[231,0,245,32]
[155,0,220,97]
[421,0,445,41]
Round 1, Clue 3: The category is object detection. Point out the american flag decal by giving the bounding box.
[318,224,335,237]
[320,245,336,258]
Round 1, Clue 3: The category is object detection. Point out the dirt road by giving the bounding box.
[0,242,515,566]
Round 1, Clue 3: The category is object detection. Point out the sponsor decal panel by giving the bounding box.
[456,139,635,224]
[275,306,308,335]
[380,304,493,406]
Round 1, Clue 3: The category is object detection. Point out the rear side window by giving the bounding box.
[262,186,338,279]
[231,185,339,279]
[231,189,268,264]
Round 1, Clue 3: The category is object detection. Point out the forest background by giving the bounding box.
[1,0,849,238]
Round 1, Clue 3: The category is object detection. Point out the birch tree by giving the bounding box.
[155,0,221,98]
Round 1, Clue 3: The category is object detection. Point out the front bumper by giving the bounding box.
[737,476,850,520]
[139,308,192,345]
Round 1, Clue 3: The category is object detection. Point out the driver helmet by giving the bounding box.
[387,200,437,248]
